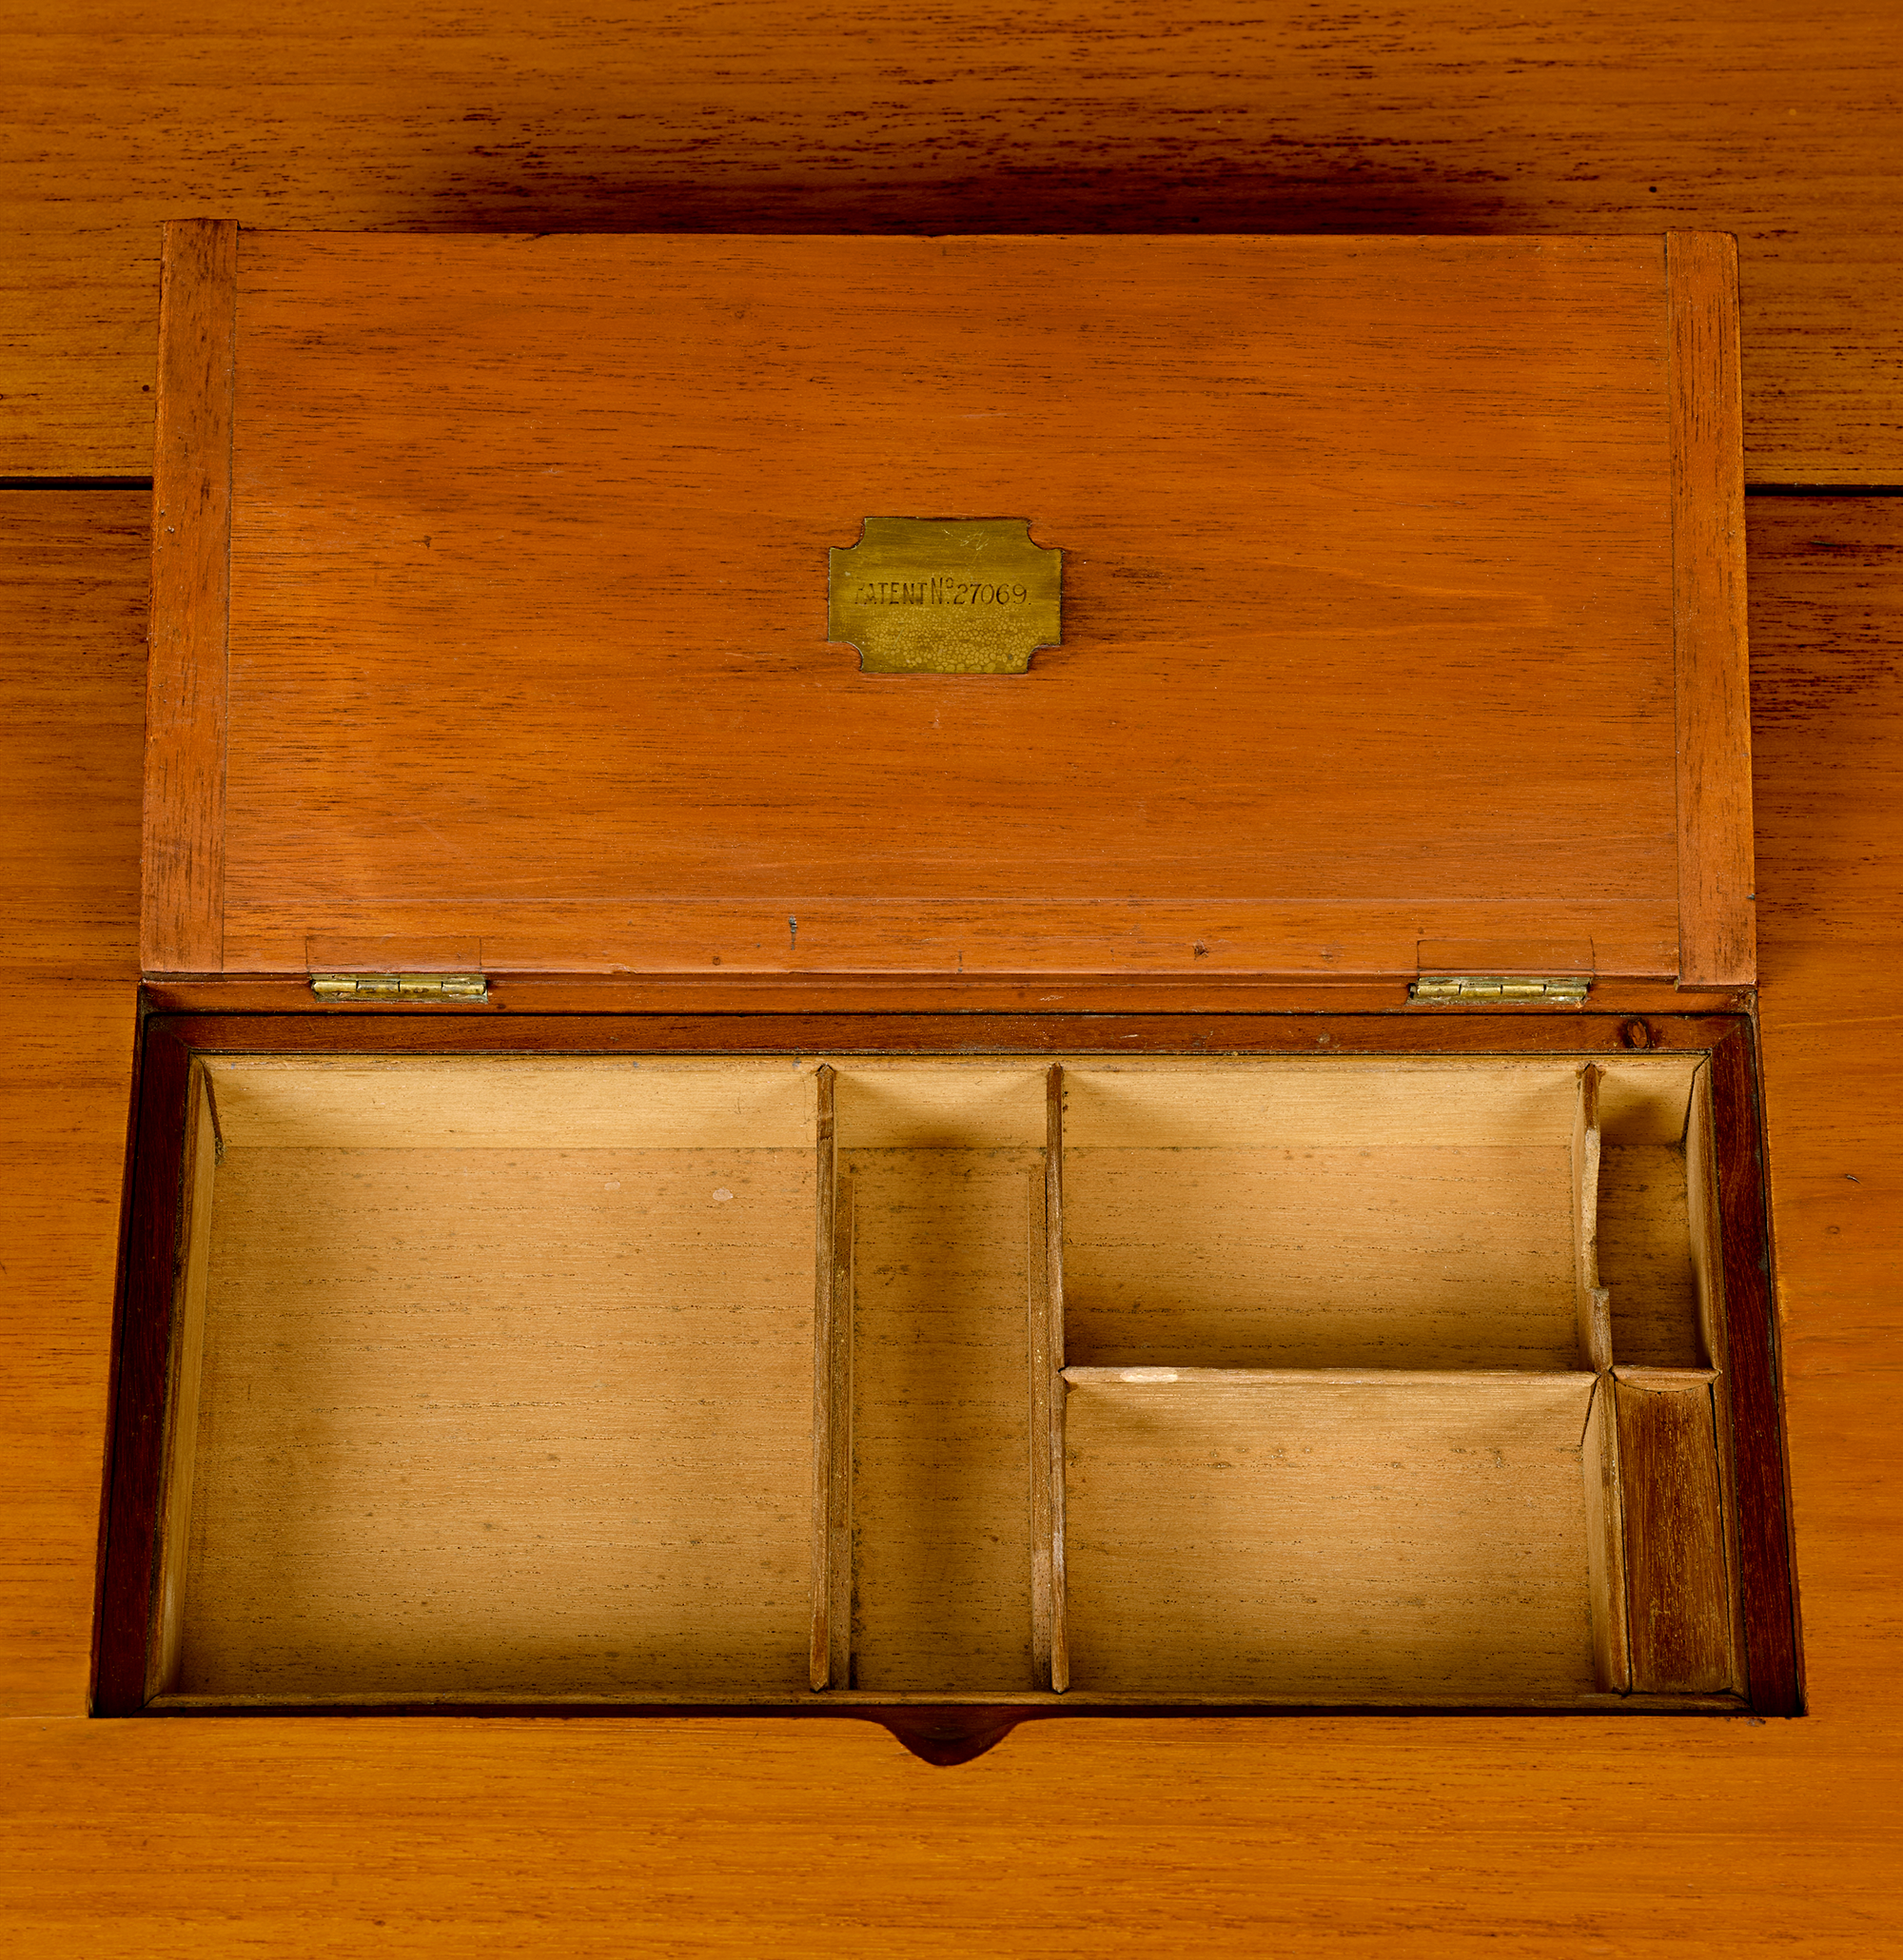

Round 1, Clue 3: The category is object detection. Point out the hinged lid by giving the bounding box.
[144,227,1752,989]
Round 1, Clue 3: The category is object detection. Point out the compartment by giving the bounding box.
[152,1056,822,1699]
[832,1065,1051,1694]
[1596,1061,1720,1369]
[1062,1371,1604,1697]
[1062,1060,1599,1370]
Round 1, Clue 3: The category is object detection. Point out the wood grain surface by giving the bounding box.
[0,493,145,976]
[188,232,1696,985]
[3,3,1902,480]
[1615,1374,1738,1694]
[1,503,1899,1950]
[142,221,234,977]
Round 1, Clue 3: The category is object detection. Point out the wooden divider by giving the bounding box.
[1029,1064,1068,1693]
[1684,1062,1751,1679]
[1614,1367,1738,1695]
[1581,1374,1632,1693]
[810,1065,853,1691]
[1573,1064,1612,1371]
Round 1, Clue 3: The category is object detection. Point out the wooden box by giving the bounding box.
[101,225,1797,1754]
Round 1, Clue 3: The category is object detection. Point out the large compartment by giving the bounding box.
[156,1057,822,1699]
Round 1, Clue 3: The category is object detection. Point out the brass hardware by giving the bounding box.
[828,517,1062,674]
[1408,975,1592,1005]
[309,973,489,1003]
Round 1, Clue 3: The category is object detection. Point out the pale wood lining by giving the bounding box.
[202,1054,819,1149]
[1594,1057,1704,1147]
[1063,1058,1584,1148]
[147,1065,219,1698]
[1062,1055,1703,1374]
[1064,1145,1578,1370]
[832,1063,1050,1148]
[1596,1055,1707,1370]
[180,1141,816,1695]
[1064,1373,1599,1697]
[158,1050,1738,1703]
[842,1146,1039,1693]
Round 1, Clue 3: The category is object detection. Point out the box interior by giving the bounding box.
[147,1050,1736,1707]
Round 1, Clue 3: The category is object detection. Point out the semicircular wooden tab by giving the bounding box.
[870,1708,1034,1766]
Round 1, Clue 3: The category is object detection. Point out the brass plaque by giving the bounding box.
[828,518,1062,675]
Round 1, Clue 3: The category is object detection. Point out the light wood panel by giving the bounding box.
[3,2,1902,479]
[1,500,1900,1951]
[1065,1145,1579,1369]
[1599,1146,1705,1368]
[1065,1372,1599,1697]
[204,1053,820,1148]
[180,1137,816,1695]
[844,1149,1040,1693]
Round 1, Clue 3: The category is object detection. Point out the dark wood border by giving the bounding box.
[139,975,1755,1018]
[96,1009,1800,1739]
[135,1009,1742,1058]
[1668,230,1755,990]
[94,1018,196,1715]
[1706,1023,1803,1714]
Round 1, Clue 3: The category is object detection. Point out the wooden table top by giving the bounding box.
[2,9,1899,1949]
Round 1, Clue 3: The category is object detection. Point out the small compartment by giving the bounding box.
[1063,1372,1603,1697]
[833,1065,1050,1694]
[1595,1062,1717,1370]
[1062,1061,1593,1370]
[155,1056,821,1699]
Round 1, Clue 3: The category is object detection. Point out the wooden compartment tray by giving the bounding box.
[98,1015,1793,1731]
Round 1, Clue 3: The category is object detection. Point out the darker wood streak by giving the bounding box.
[92,1021,195,1715]
[1707,1025,1803,1715]
[143,218,235,977]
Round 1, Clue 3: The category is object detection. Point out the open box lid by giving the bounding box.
[144,228,1751,990]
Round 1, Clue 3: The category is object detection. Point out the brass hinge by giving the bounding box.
[1408,974,1591,1006]
[309,972,489,1003]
